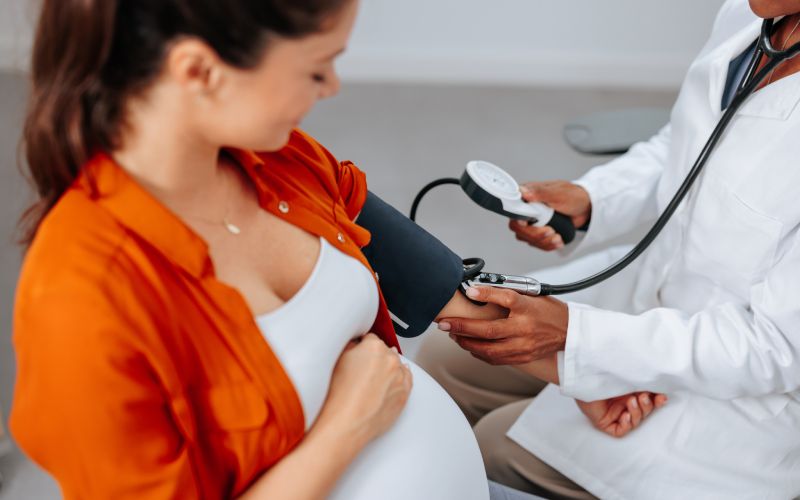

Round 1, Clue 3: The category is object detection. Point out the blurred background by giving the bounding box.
[0,0,725,497]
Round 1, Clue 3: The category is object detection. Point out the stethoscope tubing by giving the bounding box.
[538,19,800,296]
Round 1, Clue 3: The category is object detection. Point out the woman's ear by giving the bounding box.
[165,38,224,97]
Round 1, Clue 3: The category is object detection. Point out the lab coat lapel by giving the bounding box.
[668,17,761,185]
[704,18,762,115]
[706,17,800,120]
[738,70,800,120]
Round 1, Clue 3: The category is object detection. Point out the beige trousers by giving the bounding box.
[416,332,595,500]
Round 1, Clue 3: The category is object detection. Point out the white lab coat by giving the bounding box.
[507,1,800,498]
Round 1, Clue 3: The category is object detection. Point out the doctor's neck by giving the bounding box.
[749,0,800,19]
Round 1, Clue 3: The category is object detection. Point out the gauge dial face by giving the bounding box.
[466,161,521,201]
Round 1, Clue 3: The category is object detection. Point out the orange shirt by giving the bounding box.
[11,130,399,499]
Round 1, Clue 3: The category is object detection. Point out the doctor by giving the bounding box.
[420,0,800,498]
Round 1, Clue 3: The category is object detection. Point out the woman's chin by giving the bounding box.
[250,129,295,153]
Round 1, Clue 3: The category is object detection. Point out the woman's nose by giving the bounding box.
[321,72,341,99]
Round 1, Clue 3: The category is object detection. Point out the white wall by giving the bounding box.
[0,0,35,73]
[0,0,728,89]
[339,0,728,89]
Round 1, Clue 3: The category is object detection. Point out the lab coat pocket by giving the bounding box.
[684,183,783,294]
[731,394,790,422]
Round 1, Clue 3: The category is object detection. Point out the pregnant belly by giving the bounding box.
[327,357,489,500]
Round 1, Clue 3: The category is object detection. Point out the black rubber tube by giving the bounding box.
[540,36,799,296]
[409,178,460,222]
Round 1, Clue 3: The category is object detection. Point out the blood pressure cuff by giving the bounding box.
[358,191,464,338]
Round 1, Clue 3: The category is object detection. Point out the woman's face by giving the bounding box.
[187,0,360,152]
[749,0,800,18]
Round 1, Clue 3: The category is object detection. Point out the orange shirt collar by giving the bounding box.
[80,150,268,279]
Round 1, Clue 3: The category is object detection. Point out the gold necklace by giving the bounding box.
[182,170,242,235]
[222,215,241,235]
[219,170,242,235]
[767,15,800,86]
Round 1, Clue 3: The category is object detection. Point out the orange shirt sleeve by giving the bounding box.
[292,130,368,220]
[11,288,198,499]
[336,160,368,221]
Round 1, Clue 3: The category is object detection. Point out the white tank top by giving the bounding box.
[256,237,489,500]
[257,237,379,429]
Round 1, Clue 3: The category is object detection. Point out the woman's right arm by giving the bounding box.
[240,334,412,499]
[13,284,410,500]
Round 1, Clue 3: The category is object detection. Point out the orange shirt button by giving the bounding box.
[337,232,345,243]
[278,201,290,214]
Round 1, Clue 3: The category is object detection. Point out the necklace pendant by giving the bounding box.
[223,219,241,235]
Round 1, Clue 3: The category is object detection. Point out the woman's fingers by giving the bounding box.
[400,362,413,392]
[654,394,668,408]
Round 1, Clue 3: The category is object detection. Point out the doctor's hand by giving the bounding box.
[576,392,668,438]
[438,286,568,365]
[509,181,591,251]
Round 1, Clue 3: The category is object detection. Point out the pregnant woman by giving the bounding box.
[10,0,515,498]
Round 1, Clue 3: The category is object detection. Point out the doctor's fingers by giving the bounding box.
[609,395,651,437]
[509,220,563,250]
[638,393,653,418]
[439,316,514,340]
[596,399,628,430]
[610,412,633,438]
[448,334,534,366]
[519,181,570,206]
[520,181,591,227]
[464,285,524,311]
[626,396,643,428]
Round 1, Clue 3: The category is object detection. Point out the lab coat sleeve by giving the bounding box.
[560,229,800,402]
[567,124,672,254]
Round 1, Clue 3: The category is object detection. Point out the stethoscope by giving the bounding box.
[411,18,800,298]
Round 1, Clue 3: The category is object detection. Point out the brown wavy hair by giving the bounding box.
[19,0,350,246]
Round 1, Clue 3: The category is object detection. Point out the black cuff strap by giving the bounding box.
[358,192,465,337]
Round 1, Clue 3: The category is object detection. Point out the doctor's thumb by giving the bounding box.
[520,182,563,205]
[519,183,544,202]
[520,181,592,227]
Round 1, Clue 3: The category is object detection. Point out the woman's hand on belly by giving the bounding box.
[576,392,667,438]
[313,334,413,451]
[237,335,412,499]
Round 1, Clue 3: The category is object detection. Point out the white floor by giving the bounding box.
[0,72,675,498]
